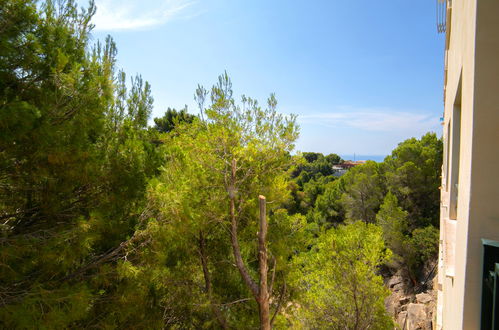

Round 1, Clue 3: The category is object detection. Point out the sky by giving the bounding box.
[87,0,446,157]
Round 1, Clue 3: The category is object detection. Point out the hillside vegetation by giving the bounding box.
[0,1,441,328]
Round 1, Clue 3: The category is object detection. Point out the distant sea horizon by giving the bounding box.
[340,154,387,163]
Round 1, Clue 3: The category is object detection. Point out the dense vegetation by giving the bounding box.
[289,134,442,283]
[0,1,441,328]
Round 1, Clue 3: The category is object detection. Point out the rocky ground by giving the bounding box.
[384,260,438,329]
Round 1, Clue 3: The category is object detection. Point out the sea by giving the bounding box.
[339,154,387,163]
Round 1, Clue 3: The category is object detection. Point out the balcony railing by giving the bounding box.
[437,0,447,33]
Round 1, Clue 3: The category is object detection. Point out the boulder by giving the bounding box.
[416,293,432,304]
[397,311,408,329]
[388,276,403,289]
[406,303,429,330]
[385,292,401,316]
[399,296,411,305]
[393,282,406,292]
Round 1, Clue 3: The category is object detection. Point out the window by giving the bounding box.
[444,121,451,191]
[481,240,499,330]
[449,78,461,220]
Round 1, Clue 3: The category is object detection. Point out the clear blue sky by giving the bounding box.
[88,0,445,156]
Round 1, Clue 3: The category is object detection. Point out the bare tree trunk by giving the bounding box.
[258,195,270,330]
[228,159,272,329]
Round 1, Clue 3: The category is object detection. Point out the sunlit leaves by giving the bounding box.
[290,222,393,329]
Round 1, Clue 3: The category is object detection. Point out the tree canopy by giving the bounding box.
[0,1,441,328]
[0,1,160,327]
[153,107,196,133]
[290,222,393,329]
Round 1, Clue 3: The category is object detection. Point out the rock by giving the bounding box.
[397,311,408,328]
[385,267,435,329]
[399,296,411,305]
[388,276,403,288]
[406,303,429,329]
[393,282,406,292]
[416,293,432,304]
[407,302,426,315]
[385,293,401,316]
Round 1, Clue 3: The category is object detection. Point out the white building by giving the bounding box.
[437,0,499,328]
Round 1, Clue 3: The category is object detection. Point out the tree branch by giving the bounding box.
[270,281,286,327]
[198,231,229,329]
[229,159,259,298]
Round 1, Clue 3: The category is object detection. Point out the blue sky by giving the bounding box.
[88,0,445,156]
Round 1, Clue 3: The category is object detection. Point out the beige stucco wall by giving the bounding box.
[438,0,499,328]
[438,1,475,328]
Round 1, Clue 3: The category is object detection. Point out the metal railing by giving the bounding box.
[437,0,447,33]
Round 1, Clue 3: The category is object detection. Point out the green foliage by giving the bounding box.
[132,73,306,327]
[376,192,439,279]
[409,225,439,268]
[297,133,442,292]
[0,1,160,327]
[127,75,154,129]
[383,132,443,228]
[286,152,341,216]
[305,179,343,227]
[376,192,409,263]
[153,106,196,133]
[292,152,342,186]
[290,222,393,329]
[0,1,442,327]
[340,161,386,223]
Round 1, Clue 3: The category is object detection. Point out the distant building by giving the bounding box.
[332,160,366,176]
[436,0,499,328]
[332,165,347,177]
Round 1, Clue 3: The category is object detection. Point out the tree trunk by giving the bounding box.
[229,159,259,298]
[258,195,271,330]
[227,159,273,329]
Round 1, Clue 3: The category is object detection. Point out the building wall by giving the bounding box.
[463,0,499,327]
[438,1,476,328]
[438,0,499,328]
